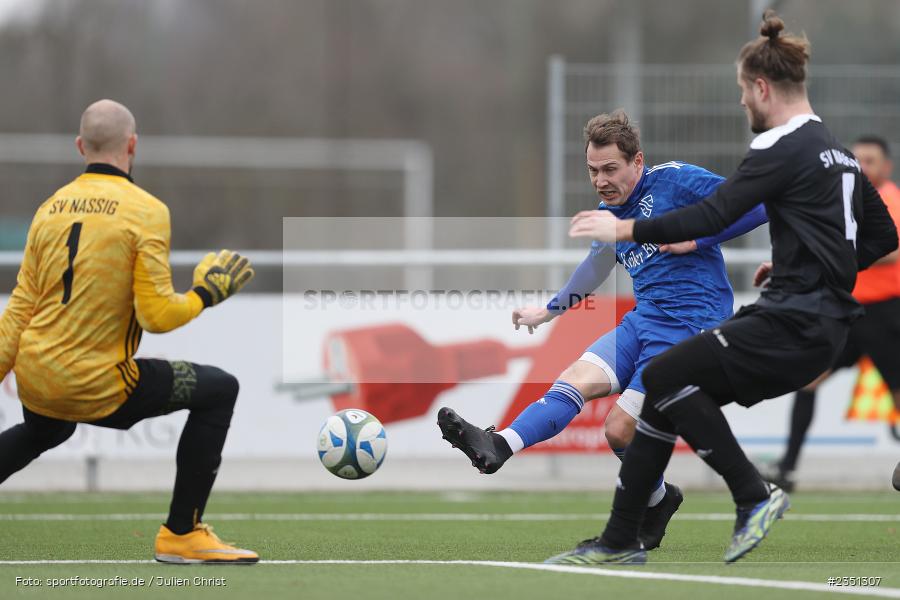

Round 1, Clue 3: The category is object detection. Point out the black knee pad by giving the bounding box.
[196,366,240,411]
[213,370,240,408]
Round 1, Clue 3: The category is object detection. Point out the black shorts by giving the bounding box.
[698,304,850,408]
[89,358,181,429]
[23,359,199,432]
[831,297,900,389]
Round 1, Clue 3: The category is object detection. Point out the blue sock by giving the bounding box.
[508,381,584,448]
[612,446,666,506]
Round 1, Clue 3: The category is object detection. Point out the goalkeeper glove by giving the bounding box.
[192,249,254,307]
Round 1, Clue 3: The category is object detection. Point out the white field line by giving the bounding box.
[0,560,896,598]
[0,493,896,505]
[0,512,898,522]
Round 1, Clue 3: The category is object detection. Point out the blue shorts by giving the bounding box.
[580,304,701,417]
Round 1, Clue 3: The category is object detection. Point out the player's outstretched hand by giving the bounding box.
[753,261,773,287]
[659,240,698,254]
[569,210,619,243]
[512,306,553,334]
[569,210,636,242]
[192,249,255,307]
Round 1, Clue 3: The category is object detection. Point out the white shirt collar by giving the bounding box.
[750,114,822,150]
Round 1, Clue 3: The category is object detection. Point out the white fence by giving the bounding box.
[546,60,900,260]
[1,293,896,492]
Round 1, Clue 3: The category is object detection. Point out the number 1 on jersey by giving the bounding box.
[842,173,858,247]
[61,222,83,304]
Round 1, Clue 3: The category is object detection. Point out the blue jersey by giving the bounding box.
[598,162,734,329]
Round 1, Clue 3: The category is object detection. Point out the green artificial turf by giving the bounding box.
[0,491,896,599]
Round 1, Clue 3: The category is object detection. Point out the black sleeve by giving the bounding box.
[633,148,786,244]
[856,173,899,270]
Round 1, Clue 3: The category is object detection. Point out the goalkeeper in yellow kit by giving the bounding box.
[0,99,258,564]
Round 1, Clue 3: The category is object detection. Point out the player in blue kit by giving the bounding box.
[438,110,767,550]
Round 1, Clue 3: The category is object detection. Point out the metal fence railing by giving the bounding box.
[546,59,900,289]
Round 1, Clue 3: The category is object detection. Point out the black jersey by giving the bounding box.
[633,114,898,319]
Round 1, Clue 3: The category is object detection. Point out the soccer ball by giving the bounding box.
[317,409,388,479]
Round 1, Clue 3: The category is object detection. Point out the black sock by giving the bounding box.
[660,388,769,508]
[165,368,238,535]
[780,389,815,474]
[165,416,231,534]
[600,411,676,549]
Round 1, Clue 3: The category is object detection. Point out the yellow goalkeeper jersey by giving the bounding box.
[0,164,205,421]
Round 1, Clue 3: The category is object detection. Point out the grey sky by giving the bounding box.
[0,0,42,24]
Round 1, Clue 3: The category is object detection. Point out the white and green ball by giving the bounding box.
[317,409,388,479]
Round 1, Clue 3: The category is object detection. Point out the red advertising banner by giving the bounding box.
[307,295,690,453]
[497,297,690,453]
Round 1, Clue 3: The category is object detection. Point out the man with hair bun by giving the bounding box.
[763,134,900,492]
[547,11,898,565]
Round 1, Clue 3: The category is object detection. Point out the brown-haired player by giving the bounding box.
[437,109,767,551]
[547,11,898,564]
[0,99,258,563]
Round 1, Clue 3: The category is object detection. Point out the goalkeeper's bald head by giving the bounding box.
[77,99,137,172]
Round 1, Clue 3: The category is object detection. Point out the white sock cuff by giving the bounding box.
[647,480,667,507]
[497,428,525,454]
